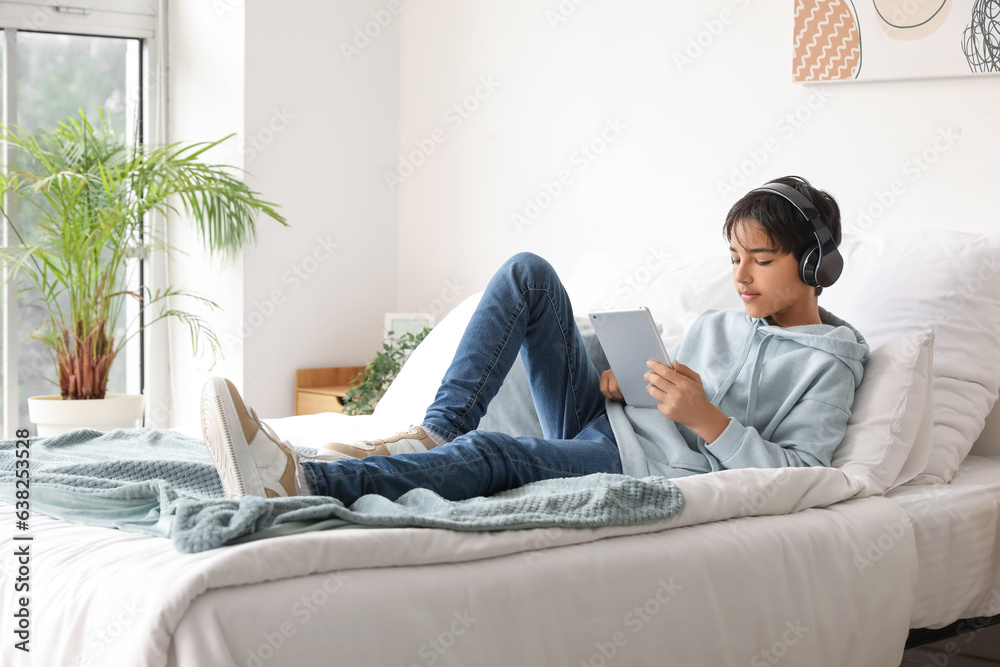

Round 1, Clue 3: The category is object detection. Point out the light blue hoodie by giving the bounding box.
[606,307,870,479]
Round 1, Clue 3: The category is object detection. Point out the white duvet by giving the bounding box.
[0,463,916,667]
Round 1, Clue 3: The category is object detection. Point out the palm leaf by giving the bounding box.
[0,108,288,399]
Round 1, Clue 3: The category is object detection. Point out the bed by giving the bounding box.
[2,228,1000,667]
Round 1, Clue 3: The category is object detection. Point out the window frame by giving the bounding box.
[0,0,166,438]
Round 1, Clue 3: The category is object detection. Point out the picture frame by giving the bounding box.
[793,0,1000,83]
[384,312,435,339]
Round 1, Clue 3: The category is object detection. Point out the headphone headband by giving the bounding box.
[749,181,843,288]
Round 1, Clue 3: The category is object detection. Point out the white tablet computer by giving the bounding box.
[589,307,672,408]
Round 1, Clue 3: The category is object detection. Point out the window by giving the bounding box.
[0,2,161,438]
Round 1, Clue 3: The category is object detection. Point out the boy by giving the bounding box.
[200,175,869,503]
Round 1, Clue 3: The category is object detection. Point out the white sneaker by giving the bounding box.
[320,426,440,459]
[200,376,301,499]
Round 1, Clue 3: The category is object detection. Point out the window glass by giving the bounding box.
[14,32,140,434]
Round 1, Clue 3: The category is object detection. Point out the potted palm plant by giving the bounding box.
[0,110,287,436]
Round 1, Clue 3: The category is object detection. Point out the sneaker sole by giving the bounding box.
[200,377,264,498]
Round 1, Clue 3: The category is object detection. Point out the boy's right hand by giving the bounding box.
[600,369,624,402]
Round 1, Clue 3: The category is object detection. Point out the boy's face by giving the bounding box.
[729,220,819,327]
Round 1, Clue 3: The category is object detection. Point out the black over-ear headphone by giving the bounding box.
[749,182,843,288]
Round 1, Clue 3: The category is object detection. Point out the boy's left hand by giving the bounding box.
[644,360,730,444]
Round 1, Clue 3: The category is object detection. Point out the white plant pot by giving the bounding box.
[28,393,145,438]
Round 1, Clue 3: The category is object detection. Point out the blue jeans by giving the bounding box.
[302,252,621,505]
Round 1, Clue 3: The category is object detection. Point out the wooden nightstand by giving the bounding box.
[295,366,366,416]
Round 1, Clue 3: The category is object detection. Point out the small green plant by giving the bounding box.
[341,327,431,416]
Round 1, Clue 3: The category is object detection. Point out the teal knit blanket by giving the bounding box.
[0,427,685,553]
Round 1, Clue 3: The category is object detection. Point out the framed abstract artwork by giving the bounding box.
[793,0,999,82]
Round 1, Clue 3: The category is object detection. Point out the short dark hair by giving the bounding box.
[722,175,842,294]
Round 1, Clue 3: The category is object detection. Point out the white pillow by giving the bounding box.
[888,342,936,490]
[823,230,1000,484]
[970,399,1000,457]
[832,329,935,494]
[372,291,483,428]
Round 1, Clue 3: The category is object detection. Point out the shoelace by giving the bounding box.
[250,405,295,452]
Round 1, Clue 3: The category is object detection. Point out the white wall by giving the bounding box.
[166,0,400,428]
[167,0,999,430]
[395,0,1000,317]
[241,0,400,417]
[166,0,246,436]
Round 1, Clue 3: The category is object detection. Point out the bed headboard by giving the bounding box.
[970,397,1000,457]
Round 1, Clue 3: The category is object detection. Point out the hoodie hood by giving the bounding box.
[753,306,870,387]
[726,307,869,434]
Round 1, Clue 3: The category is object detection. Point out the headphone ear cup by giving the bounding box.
[799,244,821,287]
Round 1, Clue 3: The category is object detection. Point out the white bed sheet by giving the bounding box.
[166,498,913,667]
[0,464,919,667]
[886,454,1000,630]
